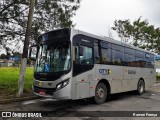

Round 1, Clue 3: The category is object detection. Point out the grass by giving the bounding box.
[0,67,34,96]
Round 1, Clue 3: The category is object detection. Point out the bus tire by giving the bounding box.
[137,79,145,95]
[94,83,107,104]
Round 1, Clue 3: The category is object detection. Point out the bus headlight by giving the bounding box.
[57,84,62,90]
[56,79,69,91]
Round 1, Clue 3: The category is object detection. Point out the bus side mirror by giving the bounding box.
[29,45,38,61]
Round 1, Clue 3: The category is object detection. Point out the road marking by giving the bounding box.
[40,98,57,102]
[22,98,57,105]
[22,100,38,105]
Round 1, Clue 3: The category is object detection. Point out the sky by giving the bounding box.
[72,0,160,40]
[1,0,160,55]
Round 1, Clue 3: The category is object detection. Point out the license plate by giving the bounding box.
[39,91,45,95]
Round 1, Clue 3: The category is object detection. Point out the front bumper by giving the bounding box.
[33,85,55,97]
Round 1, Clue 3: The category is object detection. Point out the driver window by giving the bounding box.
[74,45,93,65]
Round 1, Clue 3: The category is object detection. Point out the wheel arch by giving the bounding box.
[139,77,145,87]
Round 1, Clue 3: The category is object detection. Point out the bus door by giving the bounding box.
[72,35,95,99]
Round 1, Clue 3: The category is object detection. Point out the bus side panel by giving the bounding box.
[76,82,90,99]
[95,64,123,94]
[74,69,96,99]
[109,66,123,93]
[142,68,156,89]
[122,67,141,92]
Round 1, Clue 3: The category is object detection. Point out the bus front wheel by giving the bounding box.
[94,83,107,104]
[137,79,145,95]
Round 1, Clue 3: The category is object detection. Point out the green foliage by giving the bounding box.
[0,54,7,59]
[112,17,160,53]
[112,19,132,43]
[12,51,22,57]
[0,0,80,49]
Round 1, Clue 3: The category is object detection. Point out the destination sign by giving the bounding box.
[38,29,70,42]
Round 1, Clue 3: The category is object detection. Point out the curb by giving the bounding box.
[0,96,40,104]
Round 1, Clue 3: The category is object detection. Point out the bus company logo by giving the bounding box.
[2,112,11,117]
[128,70,136,74]
[99,69,109,75]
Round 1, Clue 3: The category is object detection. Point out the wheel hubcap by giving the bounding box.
[139,82,144,93]
[97,88,105,99]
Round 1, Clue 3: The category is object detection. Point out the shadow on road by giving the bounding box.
[34,91,153,117]
[39,90,149,110]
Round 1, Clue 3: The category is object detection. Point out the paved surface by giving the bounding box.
[0,83,160,120]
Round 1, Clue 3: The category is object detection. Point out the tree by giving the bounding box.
[0,0,80,49]
[0,0,29,50]
[0,0,80,96]
[12,51,22,57]
[112,19,134,43]
[31,0,80,44]
[18,0,35,97]
[0,53,7,59]
[5,47,12,59]
[112,17,160,53]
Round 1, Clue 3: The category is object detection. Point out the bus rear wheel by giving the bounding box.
[137,79,145,95]
[94,83,107,104]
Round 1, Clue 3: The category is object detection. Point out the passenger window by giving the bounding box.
[79,46,93,65]
[136,50,144,58]
[112,49,124,65]
[124,54,135,67]
[125,48,135,56]
[112,44,124,52]
[144,53,154,68]
[100,48,111,64]
[135,57,144,67]
[135,50,144,67]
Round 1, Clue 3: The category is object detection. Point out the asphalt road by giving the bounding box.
[0,83,160,120]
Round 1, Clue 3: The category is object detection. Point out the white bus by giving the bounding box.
[30,28,156,104]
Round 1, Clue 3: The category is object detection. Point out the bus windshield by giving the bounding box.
[35,41,71,72]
